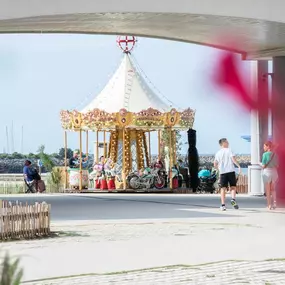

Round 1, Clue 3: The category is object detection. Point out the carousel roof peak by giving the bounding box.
[117,35,137,54]
[80,36,171,114]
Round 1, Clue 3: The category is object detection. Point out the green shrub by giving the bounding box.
[0,253,23,285]
[47,167,62,192]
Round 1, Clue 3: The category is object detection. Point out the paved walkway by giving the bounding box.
[25,260,285,284]
[1,194,284,284]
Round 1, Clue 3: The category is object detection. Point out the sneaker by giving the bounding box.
[272,202,277,210]
[231,199,239,209]
[220,205,226,211]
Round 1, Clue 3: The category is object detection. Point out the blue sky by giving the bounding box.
[0,34,252,155]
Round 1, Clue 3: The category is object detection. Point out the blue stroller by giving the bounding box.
[197,168,217,194]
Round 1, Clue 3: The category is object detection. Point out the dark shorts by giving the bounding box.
[220,171,236,188]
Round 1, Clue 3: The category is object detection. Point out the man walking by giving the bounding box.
[214,138,241,211]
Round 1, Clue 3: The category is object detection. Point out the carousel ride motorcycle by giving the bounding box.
[127,167,165,190]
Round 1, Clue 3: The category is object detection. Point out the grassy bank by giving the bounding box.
[0,180,63,194]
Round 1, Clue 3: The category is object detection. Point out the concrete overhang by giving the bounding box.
[1,0,285,59]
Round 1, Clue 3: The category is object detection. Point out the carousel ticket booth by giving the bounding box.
[60,36,195,191]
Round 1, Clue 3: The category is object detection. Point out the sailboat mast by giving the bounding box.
[21,126,24,154]
[11,121,14,153]
[6,126,9,154]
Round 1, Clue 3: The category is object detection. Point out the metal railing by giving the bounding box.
[0,173,48,181]
[0,174,65,194]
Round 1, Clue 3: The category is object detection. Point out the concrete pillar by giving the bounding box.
[272,57,285,205]
[257,60,269,156]
[272,57,285,141]
[248,61,263,196]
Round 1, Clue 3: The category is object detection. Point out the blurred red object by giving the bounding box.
[214,52,270,113]
[214,51,285,206]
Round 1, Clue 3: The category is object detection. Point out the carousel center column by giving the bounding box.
[122,128,131,189]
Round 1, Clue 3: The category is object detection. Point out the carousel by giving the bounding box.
[60,36,196,191]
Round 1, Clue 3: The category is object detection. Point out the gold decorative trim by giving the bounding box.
[123,129,132,175]
[60,107,195,131]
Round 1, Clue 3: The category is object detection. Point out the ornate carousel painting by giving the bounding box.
[60,36,196,191]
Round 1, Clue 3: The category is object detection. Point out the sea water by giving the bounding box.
[239,167,248,175]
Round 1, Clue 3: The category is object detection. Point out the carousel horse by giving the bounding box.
[103,158,117,177]
[89,158,119,190]
[89,158,115,180]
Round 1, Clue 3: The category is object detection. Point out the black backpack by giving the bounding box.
[31,168,41,181]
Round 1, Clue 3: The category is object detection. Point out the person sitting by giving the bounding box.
[178,159,187,168]
[153,156,164,169]
[23,160,34,183]
[69,150,88,168]
[90,155,106,179]
[171,163,177,175]
[23,160,43,192]
[99,155,105,168]
[103,158,116,177]
[69,151,79,168]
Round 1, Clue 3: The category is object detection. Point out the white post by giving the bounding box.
[248,61,264,196]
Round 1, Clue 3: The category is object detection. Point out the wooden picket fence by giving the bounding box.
[0,201,51,240]
[236,174,248,193]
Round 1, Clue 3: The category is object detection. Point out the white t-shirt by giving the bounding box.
[214,148,235,174]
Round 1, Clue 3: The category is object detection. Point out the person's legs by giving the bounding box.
[228,172,239,209]
[265,182,271,209]
[220,188,226,204]
[219,173,228,210]
[220,188,227,210]
[271,182,277,209]
[263,169,277,209]
[271,169,278,209]
[230,187,239,209]
[231,187,236,200]
[35,180,39,192]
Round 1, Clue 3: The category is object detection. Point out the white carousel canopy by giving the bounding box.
[80,53,171,113]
